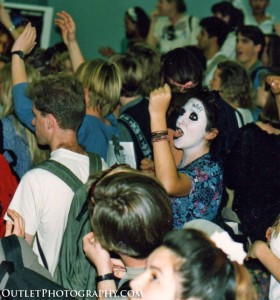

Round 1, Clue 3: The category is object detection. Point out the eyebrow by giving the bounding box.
[149,265,163,274]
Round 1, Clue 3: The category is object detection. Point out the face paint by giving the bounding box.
[174,98,207,150]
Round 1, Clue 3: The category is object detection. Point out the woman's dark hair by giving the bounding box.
[126,7,150,39]
[260,88,280,128]
[264,34,280,73]
[162,47,203,92]
[163,229,255,300]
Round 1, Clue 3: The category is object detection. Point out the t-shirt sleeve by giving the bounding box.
[12,82,35,132]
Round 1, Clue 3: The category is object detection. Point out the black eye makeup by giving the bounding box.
[189,112,198,121]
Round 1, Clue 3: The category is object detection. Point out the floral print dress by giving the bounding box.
[172,153,223,229]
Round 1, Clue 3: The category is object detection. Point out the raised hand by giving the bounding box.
[55,11,76,47]
[11,22,36,55]
[149,84,172,118]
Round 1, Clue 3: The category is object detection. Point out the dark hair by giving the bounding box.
[237,25,265,58]
[260,90,280,128]
[109,53,143,97]
[167,0,186,13]
[127,42,161,96]
[264,34,280,73]
[162,47,203,92]
[163,229,255,300]
[126,7,150,39]
[27,73,85,131]
[183,45,207,71]
[199,17,230,47]
[211,1,244,31]
[90,171,172,258]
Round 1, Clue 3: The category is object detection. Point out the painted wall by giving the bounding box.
[5,0,280,59]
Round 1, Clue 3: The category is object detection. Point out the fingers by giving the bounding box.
[266,76,280,95]
[5,209,25,238]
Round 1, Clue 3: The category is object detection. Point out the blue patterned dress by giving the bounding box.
[172,153,223,229]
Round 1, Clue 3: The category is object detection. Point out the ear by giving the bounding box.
[84,87,90,105]
[254,44,262,55]
[205,129,218,142]
[46,114,56,129]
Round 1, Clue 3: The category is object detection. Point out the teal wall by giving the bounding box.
[5,0,280,59]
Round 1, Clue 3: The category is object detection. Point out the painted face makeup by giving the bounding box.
[174,98,207,150]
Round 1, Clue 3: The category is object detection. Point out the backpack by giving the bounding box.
[0,154,18,238]
[0,235,74,299]
[35,152,102,299]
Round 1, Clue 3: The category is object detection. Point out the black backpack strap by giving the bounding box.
[1,235,24,270]
[35,159,83,193]
[235,109,245,127]
[35,233,49,270]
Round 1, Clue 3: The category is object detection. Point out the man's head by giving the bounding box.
[156,0,186,16]
[197,17,229,51]
[89,170,172,259]
[211,1,244,31]
[28,73,85,145]
[236,25,265,69]
[249,0,269,16]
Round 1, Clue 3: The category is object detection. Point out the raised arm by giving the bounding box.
[149,84,192,196]
[146,10,159,48]
[266,75,280,120]
[0,2,20,40]
[10,23,36,131]
[55,11,85,73]
[248,240,280,282]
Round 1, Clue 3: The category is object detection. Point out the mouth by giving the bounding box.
[174,127,184,139]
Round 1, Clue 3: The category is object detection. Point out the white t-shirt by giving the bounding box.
[269,231,280,300]
[6,148,106,275]
[154,14,200,53]
[220,31,236,60]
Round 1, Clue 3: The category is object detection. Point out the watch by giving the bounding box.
[11,51,25,59]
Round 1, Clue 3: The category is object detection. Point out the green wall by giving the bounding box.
[5,0,280,59]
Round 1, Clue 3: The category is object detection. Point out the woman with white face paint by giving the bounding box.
[149,85,223,229]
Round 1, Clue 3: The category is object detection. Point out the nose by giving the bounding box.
[31,118,35,126]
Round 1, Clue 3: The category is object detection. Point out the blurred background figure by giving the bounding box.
[99,6,150,58]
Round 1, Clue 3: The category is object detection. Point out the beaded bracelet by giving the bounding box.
[151,130,168,138]
[95,273,115,283]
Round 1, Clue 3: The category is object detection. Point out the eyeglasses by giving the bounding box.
[167,25,176,41]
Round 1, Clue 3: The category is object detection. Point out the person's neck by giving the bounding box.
[119,254,147,268]
[253,11,267,24]
[180,145,210,167]
[120,95,140,107]
[242,57,258,71]
[51,130,86,154]
[205,45,220,61]
[169,12,184,25]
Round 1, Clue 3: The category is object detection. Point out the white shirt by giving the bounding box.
[6,148,107,275]
[154,14,200,53]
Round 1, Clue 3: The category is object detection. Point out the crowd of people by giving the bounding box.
[0,0,279,299]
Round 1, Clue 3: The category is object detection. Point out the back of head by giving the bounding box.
[27,73,85,131]
[163,229,255,300]
[211,1,244,31]
[90,171,172,258]
[237,25,265,58]
[75,59,121,116]
[162,47,203,93]
[217,60,252,108]
[109,53,143,97]
[127,42,161,96]
[200,17,230,48]
[183,45,207,71]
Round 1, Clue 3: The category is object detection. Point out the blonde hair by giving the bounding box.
[0,63,49,165]
[272,215,280,237]
[75,59,121,117]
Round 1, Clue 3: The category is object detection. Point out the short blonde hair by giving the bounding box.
[76,59,121,116]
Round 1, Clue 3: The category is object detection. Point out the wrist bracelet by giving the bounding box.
[95,273,115,283]
[9,25,16,33]
[151,134,169,143]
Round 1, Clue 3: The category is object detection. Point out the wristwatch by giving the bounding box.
[11,50,25,59]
